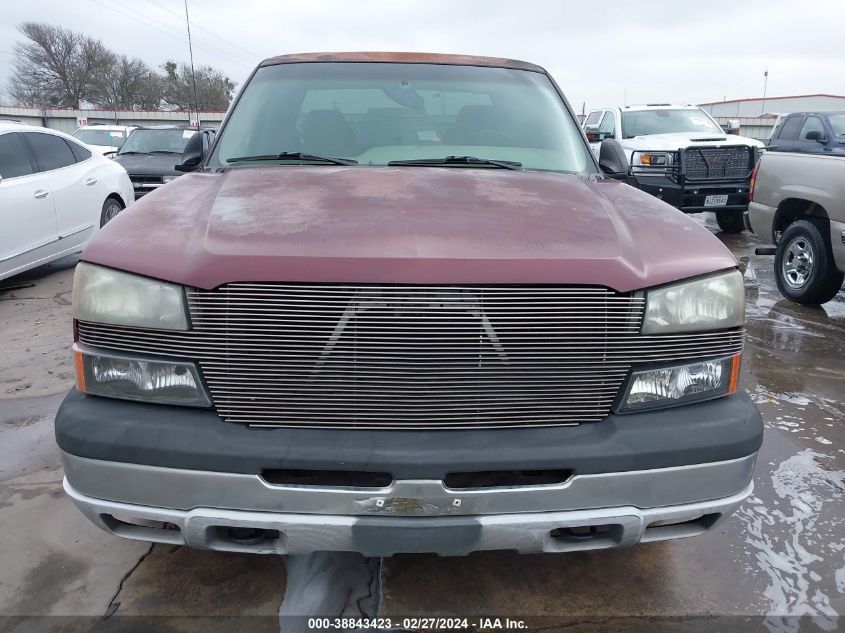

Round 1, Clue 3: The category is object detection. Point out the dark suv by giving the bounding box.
[113,126,202,198]
[768,112,845,155]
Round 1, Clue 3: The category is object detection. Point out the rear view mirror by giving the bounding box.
[176,130,215,172]
[805,130,826,143]
[598,139,629,179]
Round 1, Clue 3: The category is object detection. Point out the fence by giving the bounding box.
[0,105,227,134]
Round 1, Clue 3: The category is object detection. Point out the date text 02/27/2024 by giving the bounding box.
[306,617,528,630]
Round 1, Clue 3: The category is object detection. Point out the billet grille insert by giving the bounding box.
[77,283,745,429]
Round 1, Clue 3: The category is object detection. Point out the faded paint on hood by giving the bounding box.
[84,166,736,292]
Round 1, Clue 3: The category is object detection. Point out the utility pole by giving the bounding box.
[184,0,200,128]
[761,67,769,117]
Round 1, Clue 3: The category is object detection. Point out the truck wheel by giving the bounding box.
[715,210,745,233]
[100,197,124,227]
[775,218,844,305]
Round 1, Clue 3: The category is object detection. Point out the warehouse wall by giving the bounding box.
[700,95,845,118]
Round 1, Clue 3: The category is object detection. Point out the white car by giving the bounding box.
[72,125,136,156]
[0,122,135,282]
[583,104,764,233]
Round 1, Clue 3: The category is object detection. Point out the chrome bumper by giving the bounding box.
[63,452,756,556]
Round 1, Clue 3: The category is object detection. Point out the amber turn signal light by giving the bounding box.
[728,354,742,394]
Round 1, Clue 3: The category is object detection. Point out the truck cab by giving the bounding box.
[584,104,764,233]
[768,111,845,156]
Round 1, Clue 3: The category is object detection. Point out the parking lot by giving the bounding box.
[0,214,842,632]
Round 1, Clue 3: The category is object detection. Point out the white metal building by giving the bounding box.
[698,94,845,140]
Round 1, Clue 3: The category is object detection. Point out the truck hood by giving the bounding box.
[83,166,736,292]
[113,153,184,176]
[85,144,119,156]
[621,132,765,151]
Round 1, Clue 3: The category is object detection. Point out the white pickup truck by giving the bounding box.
[584,104,764,233]
[748,152,845,304]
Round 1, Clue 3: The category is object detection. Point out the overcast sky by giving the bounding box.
[1,0,843,111]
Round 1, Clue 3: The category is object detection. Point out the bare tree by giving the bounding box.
[161,61,235,111]
[8,22,111,108]
[6,22,235,112]
[92,54,161,110]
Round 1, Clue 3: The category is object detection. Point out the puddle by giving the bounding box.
[736,449,845,633]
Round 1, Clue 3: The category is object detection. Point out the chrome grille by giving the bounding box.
[77,283,745,429]
[683,146,752,180]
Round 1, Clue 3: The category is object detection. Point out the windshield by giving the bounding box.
[829,114,845,138]
[73,129,126,148]
[211,62,595,174]
[119,129,196,155]
[621,109,723,138]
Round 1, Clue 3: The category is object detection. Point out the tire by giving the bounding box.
[774,218,844,305]
[715,210,745,233]
[100,196,124,227]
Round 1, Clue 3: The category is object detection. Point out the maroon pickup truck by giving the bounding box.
[56,52,762,556]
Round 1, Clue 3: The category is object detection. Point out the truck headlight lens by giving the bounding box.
[631,151,674,168]
[620,355,740,412]
[643,270,744,334]
[73,262,188,330]
[74,345,210,406]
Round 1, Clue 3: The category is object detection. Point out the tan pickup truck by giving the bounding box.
[748,152,845,304]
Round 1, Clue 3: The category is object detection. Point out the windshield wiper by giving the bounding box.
[226,151,357,166]
[149,150,182,155]
[388,155,522,170]
[117,151,149,155]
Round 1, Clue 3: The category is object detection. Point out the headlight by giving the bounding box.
[631,151,675,169]
[619,355,740,412]
[162,175,178,183]
[74,344,210,406]
[643,270,744,334]
[73,262,188,330]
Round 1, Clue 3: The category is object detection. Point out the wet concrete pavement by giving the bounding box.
[0,216,843,632]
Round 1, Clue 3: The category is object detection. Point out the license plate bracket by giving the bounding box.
[704,194,729,207]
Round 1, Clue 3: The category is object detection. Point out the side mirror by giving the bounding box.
[805,130,826,143]
[176,130,214,172]
[598,138,629,179]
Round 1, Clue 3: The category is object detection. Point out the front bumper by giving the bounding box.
[64,460,754,557]
[57,390,762,555]
[634,173,750,213]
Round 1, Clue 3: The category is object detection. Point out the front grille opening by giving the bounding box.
[644,513,721,541]
[206,525,283,552]
[261,468,393,488]
[549,523,622,547]
[101,514,184,544]
[444,469,572,490]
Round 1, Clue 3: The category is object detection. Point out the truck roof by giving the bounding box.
[588,104,701,114]
[258,51,546,73]
[622,104,698,111]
